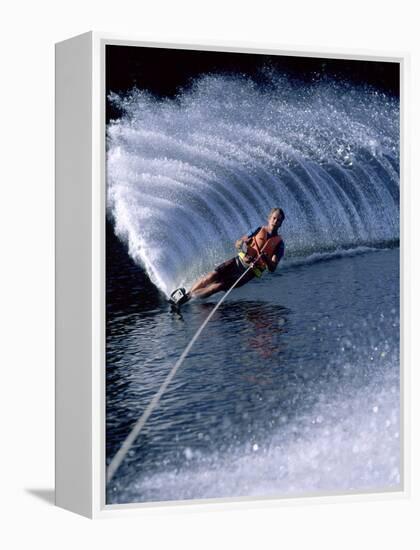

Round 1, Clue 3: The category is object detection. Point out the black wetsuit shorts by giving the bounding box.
[215,256,255,291]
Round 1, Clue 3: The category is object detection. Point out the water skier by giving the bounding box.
[170,208,285,306]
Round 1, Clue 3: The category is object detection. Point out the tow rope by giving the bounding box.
[106,247,268,484]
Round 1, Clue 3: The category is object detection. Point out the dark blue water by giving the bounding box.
[106,230,400,504]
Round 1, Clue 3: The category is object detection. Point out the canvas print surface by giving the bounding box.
[105,45,400,505]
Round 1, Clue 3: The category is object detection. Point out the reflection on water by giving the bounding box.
[193,300,290,355]
[243,304,289,360]
[106,299,292,464]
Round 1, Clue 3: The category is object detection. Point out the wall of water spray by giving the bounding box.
[106,72,399,297]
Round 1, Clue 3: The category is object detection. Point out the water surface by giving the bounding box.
[106,242,400,504]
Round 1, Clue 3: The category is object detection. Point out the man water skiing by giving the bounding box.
[170,208,285,306]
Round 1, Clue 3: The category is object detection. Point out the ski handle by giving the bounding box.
[244,238,270,269]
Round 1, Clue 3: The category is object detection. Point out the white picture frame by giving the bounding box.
[55,31,408,518]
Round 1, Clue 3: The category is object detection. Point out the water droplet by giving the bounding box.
[184,448,193,460]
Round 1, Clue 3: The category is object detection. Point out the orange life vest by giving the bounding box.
[238,227,282,277]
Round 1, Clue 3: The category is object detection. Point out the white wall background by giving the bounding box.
[1,0,418,547]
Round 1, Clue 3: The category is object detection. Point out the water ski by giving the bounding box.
[169,287,190,307]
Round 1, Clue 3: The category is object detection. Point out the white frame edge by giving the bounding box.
[55,31,93,517]
[55,31,409,519]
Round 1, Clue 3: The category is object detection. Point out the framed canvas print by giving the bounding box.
[55,32,406,518]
